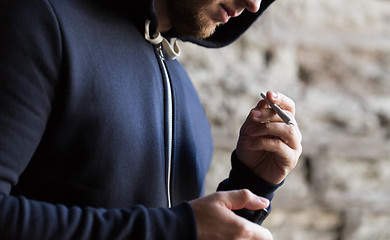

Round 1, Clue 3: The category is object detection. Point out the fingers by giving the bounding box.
[244,121,302,168]
[264,91,296,115]
[239,220,273,240]
[246,121,302,149]
[249,108,296,127]
[190,191,273,240]
[220,189,270,211]
[255,225,273,240]
[245,91,302,149]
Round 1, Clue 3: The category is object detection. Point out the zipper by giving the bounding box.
[156,43,173,208]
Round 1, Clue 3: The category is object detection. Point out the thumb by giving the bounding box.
[223,189,270,211]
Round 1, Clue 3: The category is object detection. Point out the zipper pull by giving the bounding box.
[157,43,165,61]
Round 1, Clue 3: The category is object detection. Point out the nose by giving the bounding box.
[244,0,262,13]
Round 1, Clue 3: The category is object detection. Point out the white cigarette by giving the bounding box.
[260,92,293,125]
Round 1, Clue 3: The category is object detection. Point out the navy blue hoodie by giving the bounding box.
[0,0,278,239]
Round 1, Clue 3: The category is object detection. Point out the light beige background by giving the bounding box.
[180,0,390,239]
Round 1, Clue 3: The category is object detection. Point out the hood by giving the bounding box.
[177,0,276,48]
[105,0,275,49]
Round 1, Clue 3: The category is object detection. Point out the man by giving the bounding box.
[0,0,302,239]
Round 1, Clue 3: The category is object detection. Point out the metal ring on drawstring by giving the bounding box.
[144,20,181,60]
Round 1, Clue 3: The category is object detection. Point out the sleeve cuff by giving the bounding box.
[169,202,198,240]
[217,150,284,201]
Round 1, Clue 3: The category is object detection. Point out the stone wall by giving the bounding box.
[179,0,390,239]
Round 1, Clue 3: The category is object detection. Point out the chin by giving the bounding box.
[192,22,219,39]
[195,28,216,39]
[171,13,218,39]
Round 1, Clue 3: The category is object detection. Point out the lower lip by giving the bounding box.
[220,5,230,23]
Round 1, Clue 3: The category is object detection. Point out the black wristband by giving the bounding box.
[233,208,269,225]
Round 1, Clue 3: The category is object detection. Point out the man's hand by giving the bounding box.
[236,91,302,184]
[190,190,273,240]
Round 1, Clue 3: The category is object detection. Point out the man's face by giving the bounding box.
[167,0,261,39]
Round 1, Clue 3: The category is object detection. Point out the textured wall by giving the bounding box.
[179,0,390,239]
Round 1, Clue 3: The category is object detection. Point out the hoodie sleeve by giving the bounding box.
[217,151,283,225]
[0,0,197,239]
[217,151,283,203]
[0,0,61,196]
[0,194,196,240]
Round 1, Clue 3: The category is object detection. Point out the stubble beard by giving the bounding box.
[166,0,219,39]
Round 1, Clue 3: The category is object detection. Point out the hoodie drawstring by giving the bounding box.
[144,20,180,60]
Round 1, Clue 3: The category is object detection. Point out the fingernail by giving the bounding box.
[259,197,270,205]
[270,91,278,99]
[251,109,262,118]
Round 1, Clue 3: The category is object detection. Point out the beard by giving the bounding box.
[166,0,220,39]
